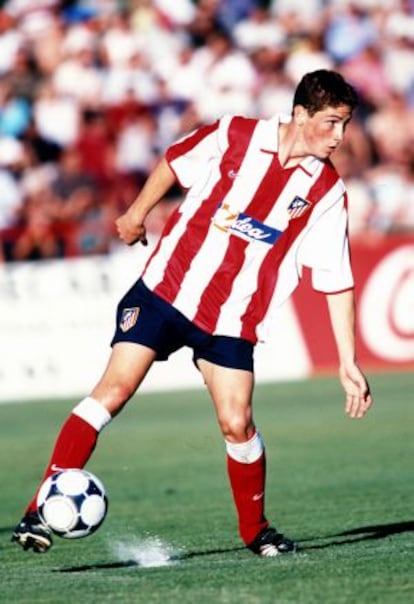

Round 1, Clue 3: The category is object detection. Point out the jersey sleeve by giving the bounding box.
[297,194,354,293]
[165,116,231,189]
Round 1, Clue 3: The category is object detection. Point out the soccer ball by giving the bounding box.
[37,469,108,539]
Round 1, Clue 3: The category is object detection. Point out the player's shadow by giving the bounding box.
[299,520,414,550]
[52,520,414,572]
[55,546,246,573]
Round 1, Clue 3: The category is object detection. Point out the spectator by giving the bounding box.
[152,0,196,28]
[269,0,323,30]
[50,146,97,220]
[5,46,43,103]
[113,107,158,187]
[284,32,333,85]
[233,6,286,53]
[75,109,114,187]
[382,32,414,98]
[163,45,204,105]
[101,49,160,107]
[0,77,31,137]
[52,46,103,108]
[11,192,61,261]
[47,145,115,256]
[33,79,80,148]
[365,90,414,164]
[332,145,375,238]
[0,0,414,264]
[0,11,23,75]
[254,68,294,118]
[0,137,25,230]
[22,10,63,77]
[367,159,414,235]
[100,10,140,69]
[324,2,378,65]
[190,28,258,120]
[341,44,391,111]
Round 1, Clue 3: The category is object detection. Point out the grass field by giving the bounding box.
[1,372,413,604]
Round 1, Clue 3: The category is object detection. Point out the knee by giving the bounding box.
[217,406,254,443]
[90,382,134,417]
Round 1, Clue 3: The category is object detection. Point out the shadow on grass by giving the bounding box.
[300,520,414,551]
[55,546,246,573]
[15,520,412,572]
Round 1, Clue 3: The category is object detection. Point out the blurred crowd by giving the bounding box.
[0,0,413,263]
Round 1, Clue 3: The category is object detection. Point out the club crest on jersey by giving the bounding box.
[120,307,140,332]
[287,196,312,219]
[212,202,282,245]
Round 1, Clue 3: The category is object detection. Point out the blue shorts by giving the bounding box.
[111,279,254,372]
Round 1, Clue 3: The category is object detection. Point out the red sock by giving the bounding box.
[25,414,98,515]
[227,452,269,545]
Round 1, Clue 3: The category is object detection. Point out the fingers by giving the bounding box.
[122,232,147,246]
[345,387,373,419]
[115,217,147,246]
[139,233,148,246]
[121,231,147,246]
[340,365,373,420]
[131,230,147,246]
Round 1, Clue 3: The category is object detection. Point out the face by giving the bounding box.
[299,105,353,159]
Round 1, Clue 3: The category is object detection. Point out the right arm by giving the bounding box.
[115,156,177,246]
[116,117,224,246]
[326,289,373,419]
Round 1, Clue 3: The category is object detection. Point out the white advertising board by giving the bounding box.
[0,241,311,403]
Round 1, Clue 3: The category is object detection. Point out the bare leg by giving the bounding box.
[197,359,268,545]
[25,342,157,513]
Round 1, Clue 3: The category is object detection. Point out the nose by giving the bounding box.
[334,123,345,142]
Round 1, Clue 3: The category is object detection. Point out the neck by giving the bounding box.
[278,122,307,169]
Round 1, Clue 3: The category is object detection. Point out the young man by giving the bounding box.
[12,70,373,556]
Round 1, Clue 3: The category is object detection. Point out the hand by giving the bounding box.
[339,363,373,419]
[115,212,148,246]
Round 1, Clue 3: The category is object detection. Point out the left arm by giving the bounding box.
[326,289,373,419]
[116,157,176,246]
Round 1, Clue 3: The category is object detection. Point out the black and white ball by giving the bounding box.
[37,469,108,539]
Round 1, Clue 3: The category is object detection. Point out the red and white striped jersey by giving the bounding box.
[141,114,354,343]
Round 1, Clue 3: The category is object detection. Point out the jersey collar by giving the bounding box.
[259,114,323,177]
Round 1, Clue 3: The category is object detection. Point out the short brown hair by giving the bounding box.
[293,70,359,116]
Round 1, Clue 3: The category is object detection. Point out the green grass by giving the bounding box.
[1,372,413,604]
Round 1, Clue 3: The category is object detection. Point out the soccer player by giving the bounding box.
[12,70,373,555]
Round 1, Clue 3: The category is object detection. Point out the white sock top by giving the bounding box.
[225,431,264,464]
[72,396,112,432]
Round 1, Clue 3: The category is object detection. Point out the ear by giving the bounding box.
[293,105,307,126]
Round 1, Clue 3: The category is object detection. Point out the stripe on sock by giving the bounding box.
[225,431,264,464]
[72,397,112,432]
